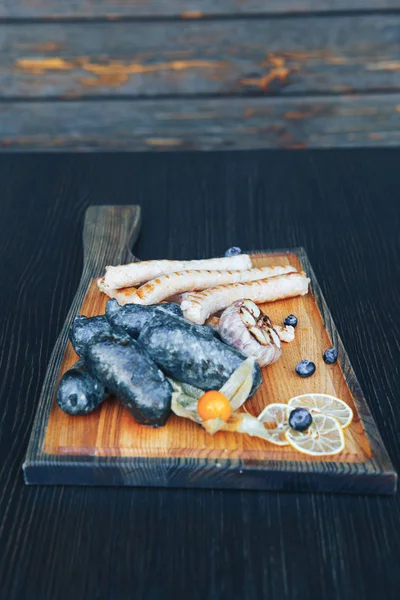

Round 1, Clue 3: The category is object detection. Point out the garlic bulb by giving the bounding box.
[218,300,282,367]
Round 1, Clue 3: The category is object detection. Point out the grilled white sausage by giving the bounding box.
[130,265,296,305]
[99,286,137,305]
[98,255,252,291]
[181,272,310,324]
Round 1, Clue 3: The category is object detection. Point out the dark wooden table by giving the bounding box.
[0,150,399,600]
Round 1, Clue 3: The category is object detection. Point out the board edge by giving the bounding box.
[22,456,397,495]
[23,244,398,495]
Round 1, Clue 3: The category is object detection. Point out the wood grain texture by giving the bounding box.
[1,0,399,19]
[42,263,370,462]
[1,151,400,598]
[1,4,399,151]
[24,208,394,493]
[3,15,400,98]
[1,94,399,151]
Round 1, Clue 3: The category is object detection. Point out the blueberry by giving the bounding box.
[284,314,298,328]
[288,408,313,432]
[323,347,338,364]
[295,359,316,378]
[224,247,241,257]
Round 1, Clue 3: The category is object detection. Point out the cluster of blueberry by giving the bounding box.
[283,312,338,378]
[285,313,338,431]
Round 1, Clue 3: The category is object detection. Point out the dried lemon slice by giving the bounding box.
[288,393,353,429]
[285,413,345,456]
[257,403,290,446]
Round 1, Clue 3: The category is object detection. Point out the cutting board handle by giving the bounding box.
[83,205,142,276]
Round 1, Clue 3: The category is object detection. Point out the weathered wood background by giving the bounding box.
[0,1,399,150]
[2,0,400,18]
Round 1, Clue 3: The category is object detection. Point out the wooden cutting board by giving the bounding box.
[23,205,397,494]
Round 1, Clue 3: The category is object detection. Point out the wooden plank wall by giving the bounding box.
[2,1,400,18]
[1,95,399,151]
[0,1,399,151]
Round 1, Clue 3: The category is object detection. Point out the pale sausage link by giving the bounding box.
[181,272,310,324]
[132,265,296,305]
[99,254,252,290]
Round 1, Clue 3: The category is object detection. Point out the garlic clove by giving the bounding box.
[262,328,273,345]
[242,300,260,318]
[275,325,295,343]
[249,326,268,346]
[240,309,257,327]
[270,327,282,349]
